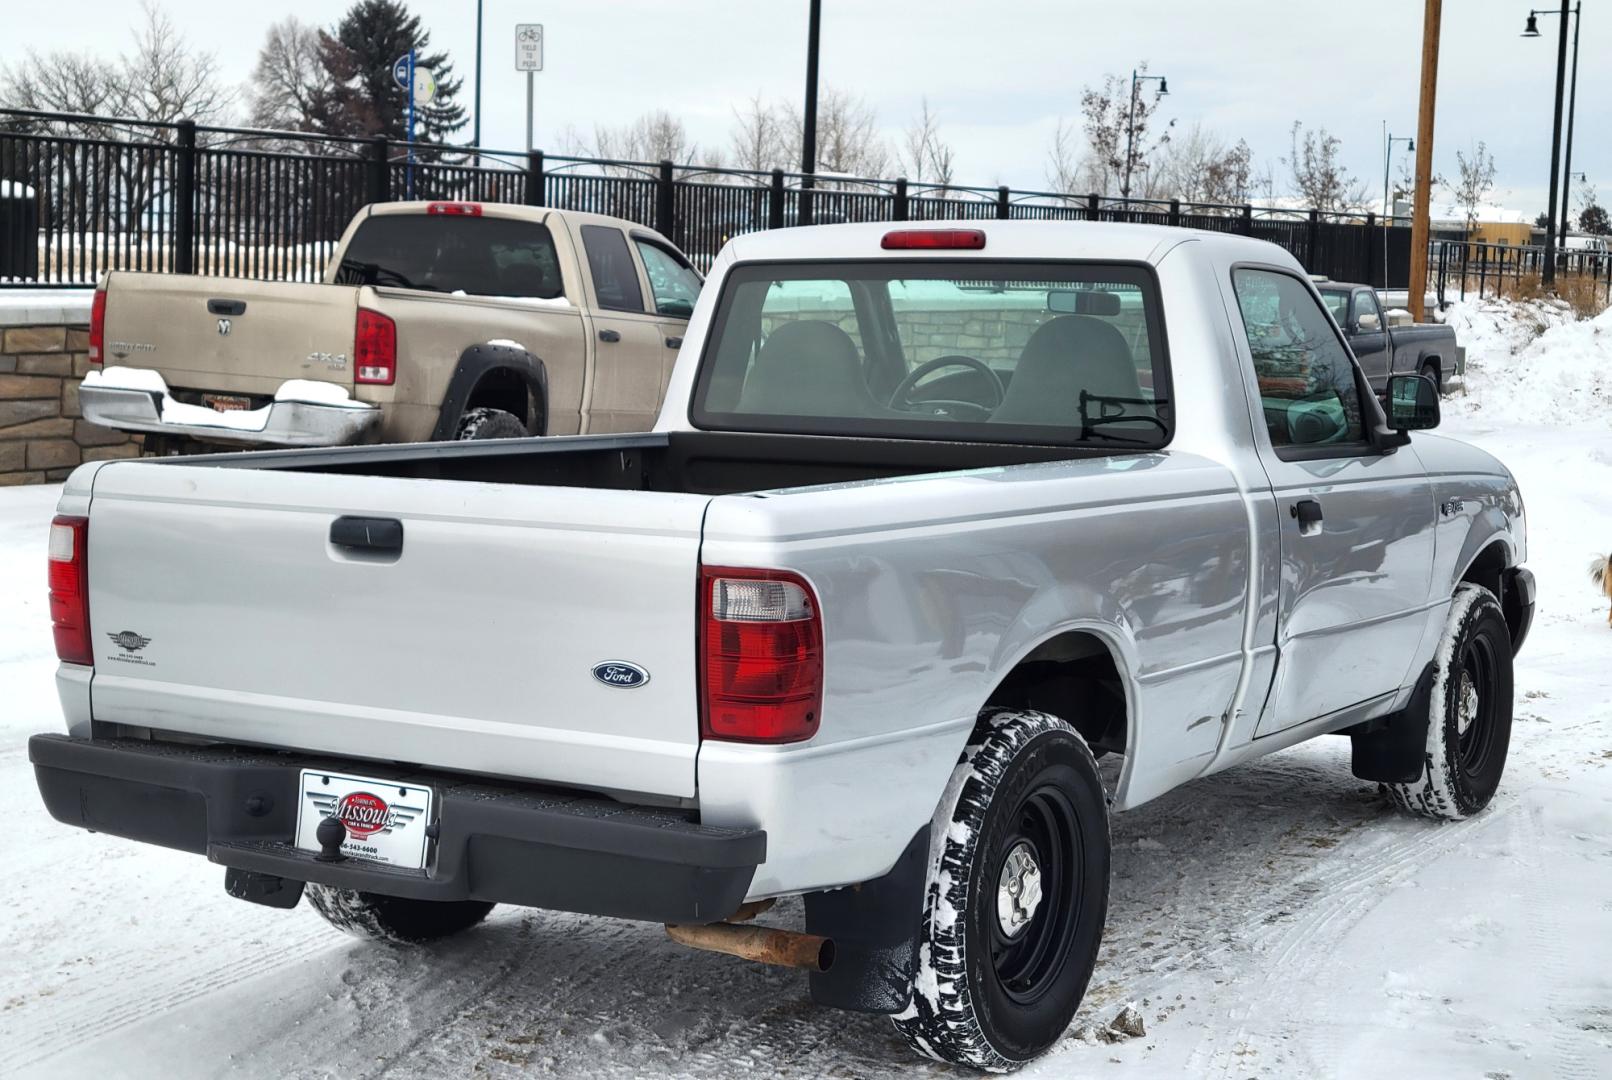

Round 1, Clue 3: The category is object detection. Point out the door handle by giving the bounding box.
[598,329,621,343]
[329,516,404,554]
[1290,499,1324,535]
[664,336,683,349]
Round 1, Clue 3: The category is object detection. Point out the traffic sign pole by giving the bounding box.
[516,25,544,155]
[405,48,416,199]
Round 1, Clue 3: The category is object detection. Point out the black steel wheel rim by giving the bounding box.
[987,784,1083,1006]
[1456,633,1500,775]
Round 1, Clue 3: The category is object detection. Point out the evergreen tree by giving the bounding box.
[1579,204,1610,237]
[311,0,466,144]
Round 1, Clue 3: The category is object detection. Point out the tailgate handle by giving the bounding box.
[330,516,404,554]
[207,298,246,316]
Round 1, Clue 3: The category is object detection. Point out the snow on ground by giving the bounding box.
[2,299,1610,1078]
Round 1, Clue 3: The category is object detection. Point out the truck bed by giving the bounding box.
[167,430,1108,496]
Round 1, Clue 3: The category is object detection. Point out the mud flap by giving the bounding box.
[1349,662,1434,784]
[803,828,926,1014]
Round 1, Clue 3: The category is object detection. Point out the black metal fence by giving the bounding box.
[1431,239,1612,307]
[0,106,1445,291]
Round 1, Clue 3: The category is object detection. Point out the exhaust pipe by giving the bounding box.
[665,920,835,972]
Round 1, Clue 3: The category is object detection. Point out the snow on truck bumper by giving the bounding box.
[79,368,380,447]
[29,734,765,924]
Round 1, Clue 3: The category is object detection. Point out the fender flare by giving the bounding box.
[429,343,549,441]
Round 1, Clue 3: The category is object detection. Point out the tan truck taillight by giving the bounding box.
[699,567,823,744]
[88,290,106,364]
[48,516,92,666]
[354,308,397,384]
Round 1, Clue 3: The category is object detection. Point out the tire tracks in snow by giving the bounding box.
[1183,801,1519,1079]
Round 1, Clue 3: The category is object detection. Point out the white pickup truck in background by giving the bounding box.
[32,220,1532,1071]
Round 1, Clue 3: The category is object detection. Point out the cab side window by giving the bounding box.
[580,225,646,313]
[1230,268,1366,450]
[634,240,702,318]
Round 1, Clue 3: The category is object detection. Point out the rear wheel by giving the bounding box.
[305,885,494,943]
[1420,361,1442,395]
[1387,584,1514,820]
[893,710,1109,1071]
[455,406,528,440]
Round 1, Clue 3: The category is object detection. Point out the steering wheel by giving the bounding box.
[889,355,1005,419]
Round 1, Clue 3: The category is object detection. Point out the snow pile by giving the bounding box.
[1444,297,1612,428]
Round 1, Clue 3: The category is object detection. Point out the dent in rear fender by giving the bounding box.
[697,452,1253,887]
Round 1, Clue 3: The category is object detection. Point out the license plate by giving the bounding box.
[203,393,251,413]
[294,770,435,869]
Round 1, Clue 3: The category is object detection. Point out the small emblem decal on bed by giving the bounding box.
[592,661,650,688]
[108,630,151,652]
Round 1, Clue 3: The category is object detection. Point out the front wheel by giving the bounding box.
[305,885,494,944]
[1387,584,1514,820]
[893,710,1110,1071]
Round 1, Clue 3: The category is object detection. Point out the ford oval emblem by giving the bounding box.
[592,661,650,689]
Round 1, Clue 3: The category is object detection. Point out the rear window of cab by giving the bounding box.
[691,260,1173,448]
[333,214,564,300]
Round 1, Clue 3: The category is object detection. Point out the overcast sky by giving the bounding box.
[6,0,1606,218]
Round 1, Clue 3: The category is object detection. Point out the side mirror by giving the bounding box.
[1356,311,1381,331]
[1386,373,1440,431]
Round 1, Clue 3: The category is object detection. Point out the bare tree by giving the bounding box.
[1285,122,1367,211]
[1044,115,1085,194]
[1073,64,1172,199]
[564,110,714,177]
[900,97,955,187]
[785,89,890,178]
[110,2,235,127]
[245,17,334,133]
[1156,124,1252,205]
[0,50,116,119]
[1451,141,1497,235]
[728,93,784,174]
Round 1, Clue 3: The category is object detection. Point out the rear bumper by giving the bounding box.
[29,733,764,924]
[79,384,380,447]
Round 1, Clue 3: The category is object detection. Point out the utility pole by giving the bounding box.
[1541,0,1570,286]
[800,0,821,226]
[1408,0,1442,321]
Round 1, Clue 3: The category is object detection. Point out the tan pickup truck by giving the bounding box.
[81,202,703,449]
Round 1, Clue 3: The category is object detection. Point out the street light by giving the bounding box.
[801,0,822,225]
[1522,3,1576,282]
[1121,71,1169,201]
[1383,130,1414,288]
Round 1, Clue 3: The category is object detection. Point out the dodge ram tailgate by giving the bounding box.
[83,461,709,799]
[100,272,358,394]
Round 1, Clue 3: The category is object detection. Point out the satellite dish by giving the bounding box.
[412,67,438,107]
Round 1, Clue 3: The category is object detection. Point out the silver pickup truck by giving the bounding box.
[31,221,1534,1072]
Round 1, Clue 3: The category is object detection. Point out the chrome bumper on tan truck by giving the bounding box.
[29,734,764,924]
[79,384,381,447]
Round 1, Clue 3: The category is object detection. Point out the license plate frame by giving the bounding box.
[203,393,252,413]
[294,769,435,869]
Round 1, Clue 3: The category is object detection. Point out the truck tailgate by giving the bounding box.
[84,462,709,799]
[102,273,357,394]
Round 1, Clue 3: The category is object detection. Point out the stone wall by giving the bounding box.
[1,301,141,486]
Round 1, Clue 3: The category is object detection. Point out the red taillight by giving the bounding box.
[354,307,396,384]
[48,515,92,666]
[881,228,986,250]
[88,289,107,364]
[699,566,823,744]
[426,202,482,216]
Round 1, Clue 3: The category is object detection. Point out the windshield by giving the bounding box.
[1318,289,1350,324]
[333,214,565,299]
[691,261,1172,447]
